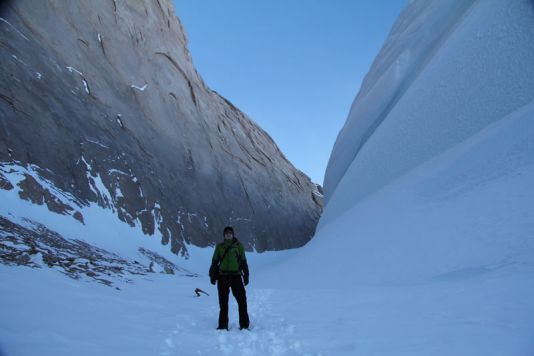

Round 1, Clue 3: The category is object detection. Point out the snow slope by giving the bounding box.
[267,101,534,287]
[323,0,534,213]
[253,102,534,354]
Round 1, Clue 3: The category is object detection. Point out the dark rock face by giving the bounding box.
[0,0,323,254]
[0,174,13,190]
[17,173,83,218]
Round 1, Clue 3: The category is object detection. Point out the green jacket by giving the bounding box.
[212,238,247,275]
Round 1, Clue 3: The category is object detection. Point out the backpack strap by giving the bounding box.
[231,241,247,276]
[217,241,237,266]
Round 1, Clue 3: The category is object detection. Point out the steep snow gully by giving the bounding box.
[2,0,534,355]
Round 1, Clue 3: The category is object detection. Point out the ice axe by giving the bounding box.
[195,288,209,297]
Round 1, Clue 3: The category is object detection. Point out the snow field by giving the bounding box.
[0,265,308,356]
[161,289,304,356]
[3,259,531,356]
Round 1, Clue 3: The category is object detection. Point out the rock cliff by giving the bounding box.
[0,0,323,255]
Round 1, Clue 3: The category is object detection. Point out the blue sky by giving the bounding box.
[174,1,407,184]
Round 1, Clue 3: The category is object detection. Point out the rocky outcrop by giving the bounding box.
[0,0,323,254]
[17,173,83,219]
[0,216,197,287]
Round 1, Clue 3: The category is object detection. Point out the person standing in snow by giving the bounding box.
[209,226,250,330]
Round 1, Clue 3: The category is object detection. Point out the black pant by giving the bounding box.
[217,274,249,329]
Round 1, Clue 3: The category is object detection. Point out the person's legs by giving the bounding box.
[217,276,230,329]
[230,275,250,329]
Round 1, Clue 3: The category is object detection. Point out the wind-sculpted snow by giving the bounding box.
[323,0,534,214]
[273,101,534,286]
[313,0,534,291]
[323,0,476,202]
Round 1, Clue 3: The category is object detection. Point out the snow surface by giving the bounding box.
[130,83,148,91]
[0,266,307,356]
[83,79,90,94]
[0,17,30,41]
[66,66,83,76]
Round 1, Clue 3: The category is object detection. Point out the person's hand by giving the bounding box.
[243,275,249,286]
[210,278,216,285]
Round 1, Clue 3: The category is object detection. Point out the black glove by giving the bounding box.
[241,259,249,286]
[209,261,218,285]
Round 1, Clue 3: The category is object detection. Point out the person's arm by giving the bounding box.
[209,245,220,284]
[212,245,220,263]
[239,244,249,286]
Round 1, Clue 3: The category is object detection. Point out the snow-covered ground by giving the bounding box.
[2,237,532,356]
[1,264,308,356]
[0,264,302,356]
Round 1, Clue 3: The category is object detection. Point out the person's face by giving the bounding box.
[224,231,233,240]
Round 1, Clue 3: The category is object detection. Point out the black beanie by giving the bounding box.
[223,226,234,236]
